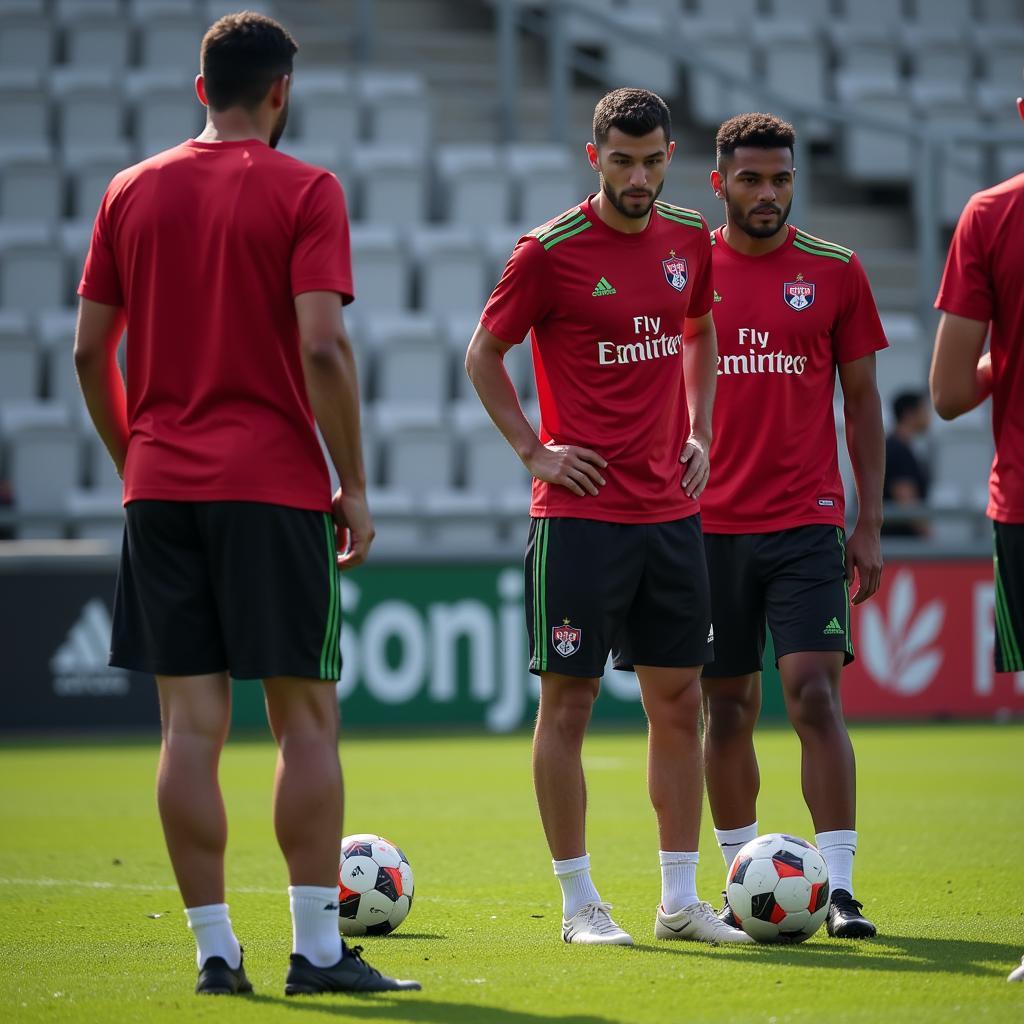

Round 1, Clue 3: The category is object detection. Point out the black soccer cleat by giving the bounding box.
[717,890,739,929]
[195,951,253,996]
[284,943,422,995]
[826,889,877,938]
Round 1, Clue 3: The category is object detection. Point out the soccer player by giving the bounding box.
[699,113,887,938]
[930,88,1024,984]
[73,12,419,996]
[465,88,750,947]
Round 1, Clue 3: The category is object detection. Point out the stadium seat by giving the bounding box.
[410,226,487,315]
[359,71,432,151]
[679,25,755,127]
[905,28,974,88]
[435,144,510,225]
[38,308,87,418]
[0,70,49,147]
[606,8,675,98]
[83,431,122,492]
[363,313,449,431]
[67,487,123,543]
[461,427,532,508]
[0,310,38,402]
[1,400,78,536]
[424,487,502,550]
[349,224,410,311]
[833,35,902,97]
[288,70,357,154]
[974,26,1024,88]
[506,145,577,227]
[0,147,62,221]
[379,426,457,492]
[127,70,204,156]
[768,0,829,20]
[53,68,126,149]
[835,0,905,29]
[136,11,204,70]
[60,5,131,69]
[908,0,973,26]
[352,145,426,225]
[65,143,133,220]
[0,223,67,313]
[755,20,830,142]
[0,13,52,70]
[835,80,913,183]
[977,0,1024,24]
[59,220,93,292]
[564,0,617,47]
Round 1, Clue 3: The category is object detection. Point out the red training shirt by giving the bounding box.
[700,225,888,534]
[935,173,1024,524]
[79,139,354,512]
[481,196,713,523]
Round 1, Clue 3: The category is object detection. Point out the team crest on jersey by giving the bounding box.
[552,619,582,658]
[783,275,815,310]
[662,253,688,292]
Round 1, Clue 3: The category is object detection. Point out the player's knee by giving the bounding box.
[704,689,758,740]
[542,691,595,743]
[788,675,840,732]
[645,679,701,733]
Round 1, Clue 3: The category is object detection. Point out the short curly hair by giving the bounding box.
[593,88,671,146]
[715,112,795,165]
[201,11,298,112]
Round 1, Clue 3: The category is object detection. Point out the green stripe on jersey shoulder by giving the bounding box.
[794,229,854,263]
[654,201,704,228]
[542,220,592,250]
[530,205,585,241]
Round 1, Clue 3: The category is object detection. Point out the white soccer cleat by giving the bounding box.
[562,901,633,945]
[1009,956,1024,982]
[655,901,755,944]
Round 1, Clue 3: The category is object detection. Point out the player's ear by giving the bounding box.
[666,139,675,163]
[1017,95,1024,122]
[585,141,599,171]
[195,74,208,108]
[269,74,289,110]
[710,169,724,197]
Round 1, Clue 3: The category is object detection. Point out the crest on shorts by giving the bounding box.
[552,619,582,658]
[662,251,688,292]
[783,274,815,310]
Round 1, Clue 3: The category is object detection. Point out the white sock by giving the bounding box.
[289,885,343,968]
[816,829,857,897]
[659,850,699,915]
[184,903,241,969]
[553,854,602,919]
[715,822,758,870]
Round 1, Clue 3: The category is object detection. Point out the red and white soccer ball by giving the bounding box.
[726,833,830,943]
[338,833,414,936]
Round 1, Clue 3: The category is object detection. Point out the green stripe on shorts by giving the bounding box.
[533,519,550,671]
[837,528,854,656]
[320,514,341,679]
[994,541,1024,670]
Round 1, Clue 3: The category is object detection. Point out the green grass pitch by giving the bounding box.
[1,723,1022,1023]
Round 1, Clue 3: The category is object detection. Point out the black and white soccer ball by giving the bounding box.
[726,833,830,943]
[338,833,414,936]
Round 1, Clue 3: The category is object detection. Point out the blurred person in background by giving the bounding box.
[882,390,931,538]
[930,75,1024,986]
[73,11,418,998]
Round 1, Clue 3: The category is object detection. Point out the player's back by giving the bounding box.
[80,139,353,512]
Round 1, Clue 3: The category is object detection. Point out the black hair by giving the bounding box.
[716,112,795,164]
[593,88,671,146]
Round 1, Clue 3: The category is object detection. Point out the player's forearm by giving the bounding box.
[466,346,542,464]
[75,350,129,476]
[845,391,885,528]
[683,324,717,441]
[303,336,367,494]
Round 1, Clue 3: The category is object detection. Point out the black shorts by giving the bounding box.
[994,521,1024,673]
[702,524,854,678]
[524,515,712,679]
[111,500,342,680]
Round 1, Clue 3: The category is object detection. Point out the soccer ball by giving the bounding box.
[726,833,829,943]
[338,833,414,936]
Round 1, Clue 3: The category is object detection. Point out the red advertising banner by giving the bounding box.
[843,560,1024,719]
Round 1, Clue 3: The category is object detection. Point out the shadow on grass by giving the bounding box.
[631,933,1020,978]
[246,992,616,1024]
[367,934,445,941]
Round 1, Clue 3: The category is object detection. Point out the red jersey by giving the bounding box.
[78,139,354,512]
[481,196,713,523]
[935,173,1024,524]
[700,225,888,534]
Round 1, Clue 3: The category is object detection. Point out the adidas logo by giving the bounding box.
[823,617,845,636]
[50,598,129,697]
[592,277,616,297]
[713,290,723,302]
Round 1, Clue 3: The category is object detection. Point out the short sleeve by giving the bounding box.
[291,173,354,304]
[77,187,123,307]
[934,197,993,323]
[480,236,551,345]
[832,253,889,364]
[685,223,714,319]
